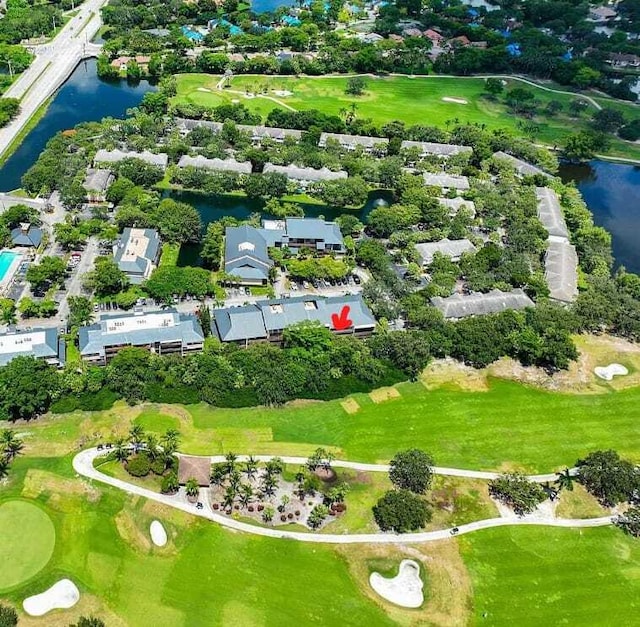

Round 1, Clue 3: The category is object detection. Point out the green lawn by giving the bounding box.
[173,73,640,161]
[461,526,640,625]
[0,500,55,590]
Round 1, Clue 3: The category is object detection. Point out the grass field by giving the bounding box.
[0,500,55,590]
[173,73,640,161]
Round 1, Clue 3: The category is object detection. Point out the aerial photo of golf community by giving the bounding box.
[5,0,640,623]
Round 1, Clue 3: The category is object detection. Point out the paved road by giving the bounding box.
[57,236,99,323]
[73,448,610,545]
[0,0,106,165]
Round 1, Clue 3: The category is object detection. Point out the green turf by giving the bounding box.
[184,378,640,471]
[0,500,55,590]
[461,526,640,625]
[173,74,640,161]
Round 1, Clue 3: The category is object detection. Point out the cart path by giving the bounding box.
[73,448,612,545]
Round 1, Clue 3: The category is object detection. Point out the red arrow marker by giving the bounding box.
[331,305,352,331]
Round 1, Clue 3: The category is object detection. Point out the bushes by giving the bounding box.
[373,489,432,533]
[576,450,640,506]
[50,388,119,414]
[126,454,152,477]
[389,449,434,494]
[489,473,546,515]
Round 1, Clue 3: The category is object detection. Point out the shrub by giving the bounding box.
[0,603,18,627]
[389,449,434,494]
[150,457,167,476]
[577,450,640,506]
[160,471,179,494]
[615,506,640,537]
[372,490,432,533]
[488,473,546,515]
[126,453,151,477]
[307,504,330,529]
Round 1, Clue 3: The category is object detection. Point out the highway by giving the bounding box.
[0,0,106,162]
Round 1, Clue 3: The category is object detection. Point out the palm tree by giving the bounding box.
[223,485,236,510]
[185,477,199,500]
[555,468,575,492]
[0,457,9,480]
[161,429,180,451]
[113,437,130,463]
[224,452,237,475]
[244,456,258,480]
[261,474,278,497]
[0,430,23,460]
[262,505,274,523]
[229,470,242,492]
[239,484,253,508]
[145,434,159,461]
[129,424,145,446]
[265,457,284,477]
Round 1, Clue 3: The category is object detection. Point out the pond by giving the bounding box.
[559,159,640,274]
[165,188,394,266]
[250,0,297,13]
[0,58,155,193]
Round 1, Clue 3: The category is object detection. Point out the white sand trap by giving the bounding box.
[196,87,212,93]
[150,520,168,547]
[369,559,424,608]
[442,96,468,104]
[273,90,293,97]
[23,579,80,617]
[594,363,629,381]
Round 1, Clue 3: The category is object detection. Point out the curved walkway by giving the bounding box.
[73,448,612,544]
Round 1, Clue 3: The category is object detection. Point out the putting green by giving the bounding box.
[0,501,55,590]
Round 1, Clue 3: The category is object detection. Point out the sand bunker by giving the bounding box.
[370,560,424,608]
[273,90,293,97]
[150,520,168,547]
[23,579,80,617]
[442,97,468,104]
[594,363,629,381]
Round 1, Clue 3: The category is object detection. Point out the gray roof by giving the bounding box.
[177,118,223,133]
[94,149,169,169]
[319,132,389,150]
[438,197,476,217]
[279,217,344,251]
[0,327,63,366]
[177,155,252,174]
[415,238,476,266]
[401,140,472,157]
[224,225,273,282]
[83,168,114,193]
[213,294,376,342]
[493,152,549,178]
[239,125,302,141]
[535,187,569,239]
[545,238,578,303]
[11,223,42,247]
[432,289,534,319]
[423,172,470,190]
[78,309,204,357]
[263,163,348,182]
[113,227,161,284]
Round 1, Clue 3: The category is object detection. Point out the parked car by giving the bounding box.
[353,274,361,285]
[302,281,311,290]
[290,282,298,291]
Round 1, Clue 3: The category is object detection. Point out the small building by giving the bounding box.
[177,155,252,174]
[0,327,65,367]
[431,288,534,320]
[448,35,471,47]
[401,140,472,158]
[402,27,423,37]
[79,309,205,365]
[224,225,273,286]
[535,187,569,239]
[11,223,43,248]
[424,29,444,44]
[438,197,476,217]
[606,52,640,68]
[493,151,550,178]
[212,294,376,345]
[415,238,476,267]
[83,168,114,202]
[178,455,211,486]
[319,132,389,154]
[589,5,617,22]
[113,227,161,285]
[422,172,470,191]
[94,149,169,170]
[263,163,347,184]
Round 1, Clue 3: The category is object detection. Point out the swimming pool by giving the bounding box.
[0,251,20,282]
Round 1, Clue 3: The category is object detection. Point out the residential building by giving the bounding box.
[423,29,444,44]
[0,327,65,367]
[263,217,346,254]
[493,151,550,177]
[431,289,534,320]
[589,5,617,22]
[320,132,389,153]
[93,149,169,170]
[83,168,114,202]
[10,223,43,247]
[606,52,640,67]
[422,172,470,191]
[177,155,252,174]
[262,163,348,184]
[113,227,161,285]
[78,309,205,365]
[535,187,569,239]
[224,225,273,285]
[438,197,476,217]
[401,140,472,158]
[415,238,476,267]
[110,55,151,70]
[213,294,376,346]
[240,125,302,144]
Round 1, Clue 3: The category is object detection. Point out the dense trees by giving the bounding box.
[388,449,434,494]
[373,489,432,532]
[85,257,129,297]
[152,199,202,243]
[0,604,17,627]
[26,256,66,293]
[489,473,547,515]
[0,98,19,128]
[576,450,640,506]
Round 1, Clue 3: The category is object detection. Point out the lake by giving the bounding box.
[560,160,640,274]
[0,58,155,193]
[250,0,297,12]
